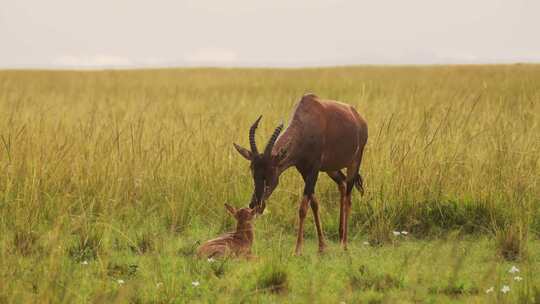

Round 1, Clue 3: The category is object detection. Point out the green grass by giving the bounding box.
[0,65,539,303]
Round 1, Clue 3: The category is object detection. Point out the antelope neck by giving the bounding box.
[273,121,301,176]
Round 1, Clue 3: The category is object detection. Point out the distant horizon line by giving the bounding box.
[2,61,539,71]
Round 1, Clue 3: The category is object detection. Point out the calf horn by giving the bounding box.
[264,123,284,157]
[249,115,262,154]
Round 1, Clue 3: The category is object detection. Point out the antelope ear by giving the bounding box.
[233,143,253,160]
[224,203,237,217]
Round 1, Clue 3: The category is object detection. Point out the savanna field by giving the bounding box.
[0,65,539,303]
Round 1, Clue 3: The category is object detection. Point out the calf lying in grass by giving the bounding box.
[197,203,258,259]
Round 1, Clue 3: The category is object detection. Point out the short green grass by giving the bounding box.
[0,65,539,303]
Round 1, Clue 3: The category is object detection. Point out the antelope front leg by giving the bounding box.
[309,195,327,253]
[296,167,320,255]
[295,196,310,255]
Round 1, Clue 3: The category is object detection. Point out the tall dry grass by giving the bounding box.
[0,65,539,302]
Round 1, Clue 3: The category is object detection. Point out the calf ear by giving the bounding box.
[252,202,264,215]
[233,143,253,160]
[224,203,237,217]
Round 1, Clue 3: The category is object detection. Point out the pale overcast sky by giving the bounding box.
[1,0,539,68]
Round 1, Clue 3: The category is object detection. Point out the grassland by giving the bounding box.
[0,65,539,303]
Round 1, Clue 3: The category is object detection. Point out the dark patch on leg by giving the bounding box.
[346,180,355,195]
[302,168,319,196]
[327,170,346,185]
[354,173,365,196]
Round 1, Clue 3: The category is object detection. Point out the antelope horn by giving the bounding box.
[249,115,262,154]
[264,122,284,157]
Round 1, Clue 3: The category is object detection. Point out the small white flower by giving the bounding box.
[501,285,510,294]
[485,287,494,293]
[81,260,88,265]
[401,231,408,235]
[192,281,200,287]
[514,276,523,281]
[363,241,370,246]
[156,282,163,287]
[117,279,125,285]
[207,258,215,263]
[509,266,520,274]
[392,231,401,236]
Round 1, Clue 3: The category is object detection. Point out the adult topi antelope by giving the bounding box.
[233,93,368,254]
